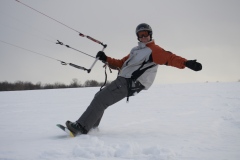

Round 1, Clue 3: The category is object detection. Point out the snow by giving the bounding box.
[0,82,240,160]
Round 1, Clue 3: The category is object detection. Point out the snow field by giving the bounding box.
[0,82,240,160]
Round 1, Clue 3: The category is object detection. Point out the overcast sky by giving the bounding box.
[0,0,240,85]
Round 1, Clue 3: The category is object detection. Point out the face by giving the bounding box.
[137,31,151,43]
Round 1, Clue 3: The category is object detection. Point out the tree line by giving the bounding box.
[0,79,110,91]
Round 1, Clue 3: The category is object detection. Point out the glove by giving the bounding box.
[96,51,107,62]
[185,60,202,71]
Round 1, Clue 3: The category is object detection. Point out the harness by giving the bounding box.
[126,56,156,102]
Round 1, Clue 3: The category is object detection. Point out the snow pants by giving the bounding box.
[77,76,128,132]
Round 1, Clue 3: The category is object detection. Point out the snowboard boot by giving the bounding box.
[66,120,87,135]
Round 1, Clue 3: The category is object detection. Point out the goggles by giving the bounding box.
[137,31,149,38]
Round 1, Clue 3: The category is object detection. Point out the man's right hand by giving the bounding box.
[96,51,107,62]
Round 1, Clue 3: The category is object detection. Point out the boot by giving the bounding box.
[66,120,87,135]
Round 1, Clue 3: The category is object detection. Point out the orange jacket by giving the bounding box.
[105,40,187,89]
[106,41,187,69]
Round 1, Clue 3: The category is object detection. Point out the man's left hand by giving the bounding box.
[185,60,202,71]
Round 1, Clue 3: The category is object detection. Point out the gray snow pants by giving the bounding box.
[77,76,128,132]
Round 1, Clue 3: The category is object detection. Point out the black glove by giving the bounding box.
[96,51,107,62]
[185,60,202,71]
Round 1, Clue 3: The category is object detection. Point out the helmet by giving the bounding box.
[135,23,152,40]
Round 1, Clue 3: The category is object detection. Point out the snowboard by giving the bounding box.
[56,124,75,137]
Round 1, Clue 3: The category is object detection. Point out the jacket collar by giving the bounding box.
[138,40,155,48]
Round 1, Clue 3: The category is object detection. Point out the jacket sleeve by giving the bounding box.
[150,45,187,69]
[106,54,130,69]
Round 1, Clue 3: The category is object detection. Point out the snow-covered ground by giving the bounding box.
[0,82,240,160]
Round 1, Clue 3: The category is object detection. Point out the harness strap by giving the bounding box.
[126,60,156,102]
[126,79,132,102]
[100,63,112,91]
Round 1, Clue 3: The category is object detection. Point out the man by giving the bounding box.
[66,23,202,135]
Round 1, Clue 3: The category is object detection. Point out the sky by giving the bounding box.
[0,0,240,85]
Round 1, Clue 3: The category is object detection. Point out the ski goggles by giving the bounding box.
[137,31,150,38]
